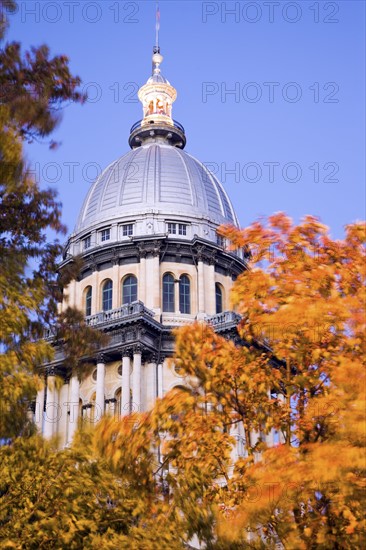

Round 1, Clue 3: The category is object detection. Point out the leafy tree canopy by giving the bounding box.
[0,0,100,440]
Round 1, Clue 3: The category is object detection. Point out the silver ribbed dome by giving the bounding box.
[75,142,239,233]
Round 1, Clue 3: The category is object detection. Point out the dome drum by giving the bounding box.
[66,209,242,260]
[61,234,246,282]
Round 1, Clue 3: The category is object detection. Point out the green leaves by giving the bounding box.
[0,0,88,439]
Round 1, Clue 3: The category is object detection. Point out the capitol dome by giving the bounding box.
[41,37,247,450]
[71,43,240,247]
[75,141,239,235]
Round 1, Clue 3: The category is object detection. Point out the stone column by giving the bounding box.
[121,351,131,416]
[230,421,240,462]
[67,374,80,444]
[44,369,57,440]
[197,259,205,317]
[145,256,155,310]
[90,270,98,315]
[112,262,119,309]
[34,383,45,433]
[145,357,157,410]
[58,383,69,447]
[174,279,180,314]
[95,354,106,423]
[157,357,164,399]
[64,279,78,310]
[206,261,216,315]
[152,253,160,310]
[139,254,146,304]
[132,346,142,413]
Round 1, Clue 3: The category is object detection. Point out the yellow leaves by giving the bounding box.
[112,448,122,468]
[2,210,365,545]
[344,508,358,535]
[0,541,18,549]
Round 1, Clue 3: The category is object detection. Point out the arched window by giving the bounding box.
[122,275,137,305]
[215,283,223,314]
[102,279,113,311]
[85,286,92,317]
[179,275,190,314]
[163,273,175,312]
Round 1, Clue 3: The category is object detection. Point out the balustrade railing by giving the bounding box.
[44,306,239,339]
[85,301,154,327]
[206,311,241,327]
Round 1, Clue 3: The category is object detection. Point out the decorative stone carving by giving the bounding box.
[137,243,147,259]
[111,248,119,266]
[133,343,143,354]
[96,353,106,364]
[119,346,133,358]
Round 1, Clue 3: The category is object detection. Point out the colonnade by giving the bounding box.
[36,348,164,444]
[35,357,282,457]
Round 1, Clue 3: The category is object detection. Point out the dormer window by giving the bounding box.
[101,228,110,242]
[83,236,91,250]
[122,224,134,237]
[167,222,187,236]
[216,234,225,247]
[167,222,176,234]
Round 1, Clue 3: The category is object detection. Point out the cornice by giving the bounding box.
[60,236,247,280]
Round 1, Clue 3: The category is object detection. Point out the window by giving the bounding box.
[167,223,176,235]
[102,280,113,311]
[83,235,91,250]
[122,224,133,237]
[101,228,110,242]
[215,283,223,314]
[122,275,137,305]
[179,275,190,314]
[163,274,175,312]
[85,286,92,316]
[167,222,187,236]
[216,234,225,247]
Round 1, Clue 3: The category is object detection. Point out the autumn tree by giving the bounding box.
[0,0,103,440]
[148,214,365,548]
[0,424,187,549]
[0,5,184,548]
[1,3,364,548]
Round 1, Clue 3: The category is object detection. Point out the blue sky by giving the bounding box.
[6,0,365,240]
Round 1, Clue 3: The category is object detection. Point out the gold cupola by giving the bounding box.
[129,47,186,149]
[139,49,176,126]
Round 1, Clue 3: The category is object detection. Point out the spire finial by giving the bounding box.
[155,2,160,54]
[152,2,163,76]
[128,4,186,150]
